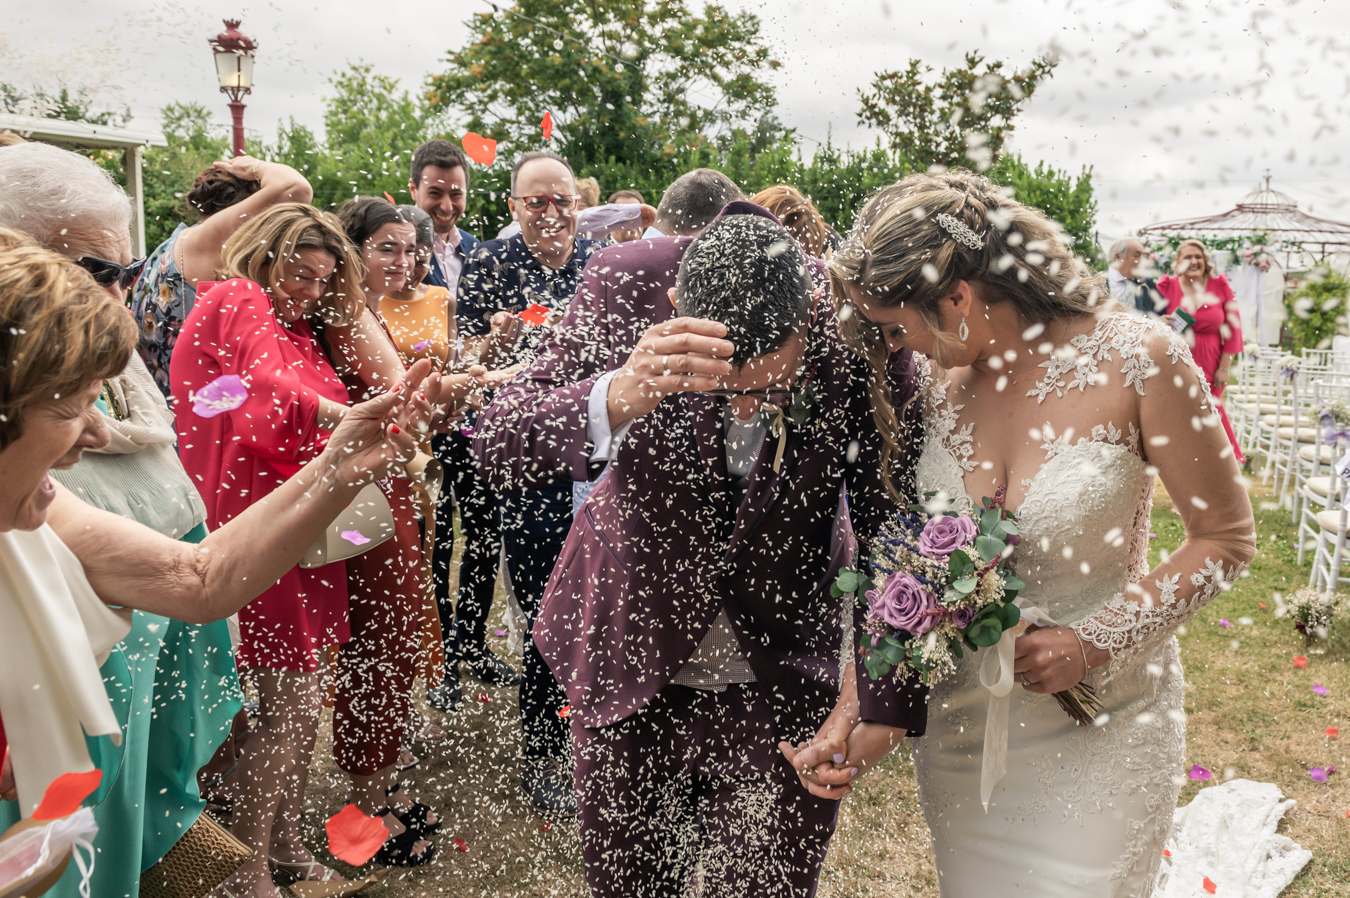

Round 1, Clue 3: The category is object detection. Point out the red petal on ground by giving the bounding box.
[326,804,388,866]
[452,837,468,852]
[1203,876,1217,894]
[32,770,103,820]
[1294,656,1308,667]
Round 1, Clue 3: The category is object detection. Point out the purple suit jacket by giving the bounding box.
[473,236,927,742]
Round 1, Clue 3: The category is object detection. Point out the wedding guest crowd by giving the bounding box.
[0,125,1253,898]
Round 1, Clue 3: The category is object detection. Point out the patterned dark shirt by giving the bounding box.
[455,233,600,367]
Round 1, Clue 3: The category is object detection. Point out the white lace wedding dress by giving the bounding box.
[908,314,1254,897]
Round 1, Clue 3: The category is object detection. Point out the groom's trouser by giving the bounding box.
[572,682,840,898]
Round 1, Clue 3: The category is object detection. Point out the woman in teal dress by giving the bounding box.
[0,141,242,897]
[0,353,243,897]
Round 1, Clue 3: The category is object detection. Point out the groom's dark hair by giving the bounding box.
[674,213,812,366]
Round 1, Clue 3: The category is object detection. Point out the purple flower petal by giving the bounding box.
[412,340,431,353]
[1219,619,1231,628]
[340,530,371,546]
[190,374,248,418]
[1313,684,1329,696]
[494,628,508,637]
[1310,767,1328,782]
[1148,532,1158,538]
[1189,765,1212,780]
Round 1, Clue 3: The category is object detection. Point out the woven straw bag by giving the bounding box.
[139,813,251,898]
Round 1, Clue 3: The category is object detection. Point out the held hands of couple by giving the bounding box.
[323,358,435,488]
[1013,625,1107,694]
[776,663,906,800]
[606,317,736,429]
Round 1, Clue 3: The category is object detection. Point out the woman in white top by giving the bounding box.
[789,171,1256,896]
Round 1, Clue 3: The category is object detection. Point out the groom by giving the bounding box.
[474,202,926,896]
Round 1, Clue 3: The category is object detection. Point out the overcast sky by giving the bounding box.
[4,0,1349,242]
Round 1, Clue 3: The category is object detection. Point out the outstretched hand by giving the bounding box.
[324,358,434,487]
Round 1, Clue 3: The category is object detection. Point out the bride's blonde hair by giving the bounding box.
[828,170,1112,496]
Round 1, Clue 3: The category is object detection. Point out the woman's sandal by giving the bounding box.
[384,783,441,836]
[374,809,437,867]
[267,856,343,883]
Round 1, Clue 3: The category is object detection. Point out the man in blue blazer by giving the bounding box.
[408,139,519,713]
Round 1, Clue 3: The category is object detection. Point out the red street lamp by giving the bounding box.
[208,19,258,157]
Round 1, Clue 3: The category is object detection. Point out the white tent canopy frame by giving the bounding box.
[0,113,168,256]
[1136,177,1350,345]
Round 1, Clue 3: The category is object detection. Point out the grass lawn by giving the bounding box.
[290,480,1348,897]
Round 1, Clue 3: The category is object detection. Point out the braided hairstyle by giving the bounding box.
[828,170,1110,497]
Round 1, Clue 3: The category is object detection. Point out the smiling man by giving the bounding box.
[408,139,476,294]
[473,203,928,895]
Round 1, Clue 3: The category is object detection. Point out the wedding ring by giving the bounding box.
[662,355,671,377]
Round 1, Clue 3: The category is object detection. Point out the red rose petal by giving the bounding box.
[1294,656,1308,668]
[326,804,389,866]
[476,693,491,703]
[462,132,497,167]
[1259,602,1267,610]
[558,704,572,719]
[1163,849,1171,857]
[452,837,468,852]
[33,769,103,820]
[520,303,551,327]
[541,111,553,141]
[540,821,553,831]
[1328,727,1340,738]
[1203,875,1217,894]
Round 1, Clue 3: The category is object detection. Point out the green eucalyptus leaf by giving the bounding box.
[998,602,1022,629]
[1003,574,1026,591]
[953,576,978,595]
[835,569,860,593]
[974,534,1004,562]
[968,621,1001,647]
[948,549,975,578]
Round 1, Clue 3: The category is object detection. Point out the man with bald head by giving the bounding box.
[456,150,602,814]
[1105,236,1163,315]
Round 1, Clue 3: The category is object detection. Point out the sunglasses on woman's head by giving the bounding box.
[76,256,145,289]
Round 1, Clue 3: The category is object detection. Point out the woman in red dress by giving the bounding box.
[172,204,376,898]
[1157,239,1246,465]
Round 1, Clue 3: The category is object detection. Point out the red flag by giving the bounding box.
[462,132,497,167]
[33,770,103,820]
[541,111,554,140]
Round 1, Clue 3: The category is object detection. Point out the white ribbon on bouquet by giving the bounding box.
[977,604,1059,812]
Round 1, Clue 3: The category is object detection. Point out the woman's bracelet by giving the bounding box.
[1072,629,1092,679]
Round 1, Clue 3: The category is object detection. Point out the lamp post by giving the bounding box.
[208,19,257,157]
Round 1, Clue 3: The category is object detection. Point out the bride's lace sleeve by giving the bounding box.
[1073,327,1257,683]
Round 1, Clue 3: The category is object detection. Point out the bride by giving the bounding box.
[791,172,1256,895]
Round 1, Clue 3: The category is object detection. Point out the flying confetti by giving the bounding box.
[189,374,248,418]
[461,132,497,166]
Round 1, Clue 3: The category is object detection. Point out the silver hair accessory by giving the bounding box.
[935,213,985,251]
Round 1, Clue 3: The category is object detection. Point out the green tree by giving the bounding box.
[987,153,1102,267]
[271,63,445,210]
[0,82,130,126]
[1284,268,1350,352]
[140,102,231,249]
[857,51,1056,172]
[428,0,778,173]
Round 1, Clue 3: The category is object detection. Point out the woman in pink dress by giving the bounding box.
[1157,239,1246,464]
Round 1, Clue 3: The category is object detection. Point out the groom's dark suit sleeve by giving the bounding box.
[847,347,929,733]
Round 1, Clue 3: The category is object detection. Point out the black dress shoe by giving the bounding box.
[466,650,522,687]
[426,664,462,712]
[522,758,578,817]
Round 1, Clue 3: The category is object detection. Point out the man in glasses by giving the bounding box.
[474,202,927,894]
[455,149,602,814]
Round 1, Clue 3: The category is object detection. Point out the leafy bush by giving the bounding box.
[1283,267,1350,352]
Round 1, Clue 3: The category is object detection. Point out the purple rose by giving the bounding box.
[917,514,978,559]
[951,605,976,629]
[869,573,941,636]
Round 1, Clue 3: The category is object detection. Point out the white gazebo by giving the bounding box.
[0,113,168,256]
[1137,177,1350,345]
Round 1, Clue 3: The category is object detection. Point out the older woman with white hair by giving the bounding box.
[0,144,361,898]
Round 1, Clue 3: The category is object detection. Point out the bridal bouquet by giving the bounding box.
[845,488,1103,726]
[851,489,1023,683]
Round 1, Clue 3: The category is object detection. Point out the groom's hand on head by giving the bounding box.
[606,317,735,429]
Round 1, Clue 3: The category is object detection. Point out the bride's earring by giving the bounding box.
[958,314,969,342]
